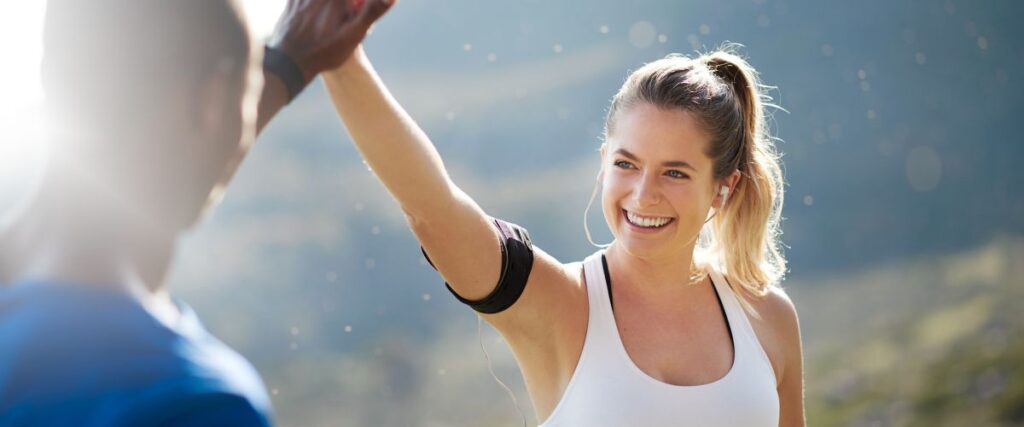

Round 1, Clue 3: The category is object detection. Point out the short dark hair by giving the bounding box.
[42,0,251,134]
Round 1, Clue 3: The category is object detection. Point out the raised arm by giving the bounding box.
[320,17,591,419]
[322,49,505,302]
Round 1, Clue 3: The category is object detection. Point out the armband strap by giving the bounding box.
[421,218,534,314]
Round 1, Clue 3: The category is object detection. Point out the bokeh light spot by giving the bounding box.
[629,21,656,48]
[906,146,942,192]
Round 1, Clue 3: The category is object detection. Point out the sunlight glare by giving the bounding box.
[0,1,48,206]
[242,0,288,40]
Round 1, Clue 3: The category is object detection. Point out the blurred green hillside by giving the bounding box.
[798,235,1024,426]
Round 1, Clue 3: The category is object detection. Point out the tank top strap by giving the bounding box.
[707,267,778,388]
[581,250,615,332]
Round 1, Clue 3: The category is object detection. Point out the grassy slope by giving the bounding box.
[793,236,1024,426]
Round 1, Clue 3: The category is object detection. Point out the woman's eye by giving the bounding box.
[613,160,635,169]
[665,170,689,179]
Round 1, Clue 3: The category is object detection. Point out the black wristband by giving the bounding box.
[263,45,308,103]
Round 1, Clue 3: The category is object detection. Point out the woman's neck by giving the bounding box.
[604,242,708,297]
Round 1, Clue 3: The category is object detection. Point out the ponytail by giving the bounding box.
[701,48,786,316]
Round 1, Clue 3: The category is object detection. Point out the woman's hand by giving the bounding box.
[269,0,394,82]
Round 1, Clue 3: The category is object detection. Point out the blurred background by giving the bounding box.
[1,0,1022,425]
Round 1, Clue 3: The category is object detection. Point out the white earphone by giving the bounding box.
[719,186,729,206]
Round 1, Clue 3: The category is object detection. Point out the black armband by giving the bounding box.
[263,45,308,103]
[421,218,535,314]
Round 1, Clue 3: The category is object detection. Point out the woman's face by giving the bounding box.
[601,103,721,261]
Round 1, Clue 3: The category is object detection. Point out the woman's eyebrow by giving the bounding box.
[614,148,696,171]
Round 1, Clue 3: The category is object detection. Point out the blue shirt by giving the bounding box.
[0,280,272,426]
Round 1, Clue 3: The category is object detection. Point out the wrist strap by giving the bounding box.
[263,45,308,103]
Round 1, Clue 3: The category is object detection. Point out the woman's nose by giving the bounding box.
[632,173,660,208]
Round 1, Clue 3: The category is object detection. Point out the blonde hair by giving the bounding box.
[603,44,787,313]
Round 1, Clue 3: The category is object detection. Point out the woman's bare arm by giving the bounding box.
[772,290,807,427]
[323,48,519,304]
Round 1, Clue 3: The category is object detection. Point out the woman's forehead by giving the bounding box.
[608,104,713,165]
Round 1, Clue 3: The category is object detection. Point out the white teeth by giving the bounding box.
[625,211,672,228]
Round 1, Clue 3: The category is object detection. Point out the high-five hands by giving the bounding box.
[269,0,395,82]
[255,0,394,131]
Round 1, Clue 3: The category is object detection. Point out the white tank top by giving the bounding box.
[539,251,779,427]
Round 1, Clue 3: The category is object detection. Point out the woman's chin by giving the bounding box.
[614,235,671,259]
[612,224,699,262]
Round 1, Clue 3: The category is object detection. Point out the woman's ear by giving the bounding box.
[715,169,742,208]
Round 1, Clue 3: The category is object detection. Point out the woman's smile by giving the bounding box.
[622,208,676,233]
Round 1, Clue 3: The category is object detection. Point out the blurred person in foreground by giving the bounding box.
[0,0,391,425]
[318,4,805,426]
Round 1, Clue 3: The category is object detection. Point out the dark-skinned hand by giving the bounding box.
[268,0,395,83]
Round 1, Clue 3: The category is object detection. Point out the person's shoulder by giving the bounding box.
[0,288,271,424]
[748,284,800,341]
[746,283,802,377]
[116,332,272,425]
[165,303,271,409]
[181,337,270,406]
[712,266,797,327]
[755,285,798,321]
[122,389,271,427]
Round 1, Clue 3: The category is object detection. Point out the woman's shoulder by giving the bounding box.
[712,265,797,328]
[737,280,802,384]
[751,284,799,327]
[712,266,799,377]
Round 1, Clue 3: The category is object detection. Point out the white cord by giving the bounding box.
[583,173,612,248]
[478,316,528,427]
